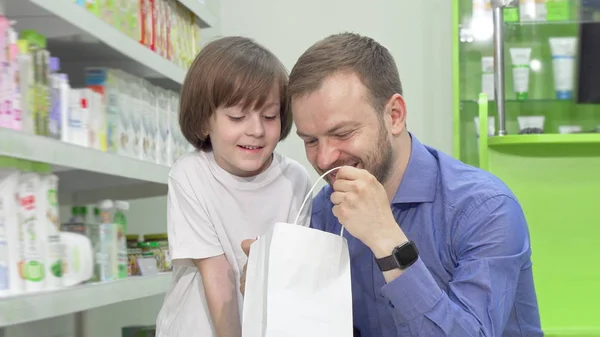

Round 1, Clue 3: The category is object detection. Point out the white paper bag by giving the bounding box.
[241,222,353,337]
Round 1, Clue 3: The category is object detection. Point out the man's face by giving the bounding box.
[292,72,394,185]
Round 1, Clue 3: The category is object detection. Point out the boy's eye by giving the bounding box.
[264,115,278,121]
[229,116,244,121]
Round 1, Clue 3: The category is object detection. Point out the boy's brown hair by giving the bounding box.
[289,32,403,114]
[179,36,292,151]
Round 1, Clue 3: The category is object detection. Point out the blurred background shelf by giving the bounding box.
[0,128,170,204]
[5,0,188,90]
[487,133,600,147]
[0,273,172,328]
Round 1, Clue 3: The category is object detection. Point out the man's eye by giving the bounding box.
[336,131,353,139]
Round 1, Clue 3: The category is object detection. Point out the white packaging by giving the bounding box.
[143,85,157,162]
[166,92,175,166]
[69,89,91,148]
[156,89,169,165]
[170,93,181,164]
[40,173,63,290]
[0,169,22,296]
[89,90,106,151]
[116,71,132,157]
[131,81,143,159]
[17,51,34,134]
[105,70,120,153]
[58,74,71,143]
[18,172,45,292]
[481,56,495,101]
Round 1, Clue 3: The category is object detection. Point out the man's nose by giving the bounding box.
[316,142,340,171]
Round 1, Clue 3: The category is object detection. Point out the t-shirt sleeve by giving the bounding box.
[167,176,224,261]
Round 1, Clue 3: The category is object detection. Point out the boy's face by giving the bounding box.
[208,86,282,177]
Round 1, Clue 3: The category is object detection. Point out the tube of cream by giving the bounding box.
[509,48,532,100]
[481,56,495,101]
[549,37,577,100]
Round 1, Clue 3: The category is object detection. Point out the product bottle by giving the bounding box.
[48,56,61,139]
[17,39,34,134]
[0,16,9,129]
[114,200,129,279]
[8,26,21,131]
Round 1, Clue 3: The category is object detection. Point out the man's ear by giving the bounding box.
[386,94,407,136]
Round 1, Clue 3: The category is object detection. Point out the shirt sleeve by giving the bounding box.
[380,195,531,336]
[167,176,224,261]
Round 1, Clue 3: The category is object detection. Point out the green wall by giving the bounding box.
[455,1,600,335]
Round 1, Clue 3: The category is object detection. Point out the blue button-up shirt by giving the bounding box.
[310,134,543,337]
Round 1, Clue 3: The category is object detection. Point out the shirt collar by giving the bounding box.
[391,133,438,204]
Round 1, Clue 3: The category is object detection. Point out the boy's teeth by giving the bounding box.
[242,146,259,149]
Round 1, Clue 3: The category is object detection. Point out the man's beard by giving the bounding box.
[321,125,394,185]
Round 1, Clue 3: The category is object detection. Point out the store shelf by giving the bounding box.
[0,128,170,203]
[6,0,186,86]
[0,129,169,183]
[178,0,217,28]
[505,18,600,26]
[0,273,172,327]
[461,99,575,104]
[487,133,600,147]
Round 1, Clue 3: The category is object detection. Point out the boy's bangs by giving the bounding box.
[213,58,287,111]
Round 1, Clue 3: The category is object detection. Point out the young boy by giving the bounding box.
[155,36,312,337]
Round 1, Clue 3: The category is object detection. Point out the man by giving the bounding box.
[241,32,543,337]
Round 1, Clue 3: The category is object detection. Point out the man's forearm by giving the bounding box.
[368,221,409,283]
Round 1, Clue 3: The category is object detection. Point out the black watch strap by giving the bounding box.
[375,240,419,272]
[376,255,401,272]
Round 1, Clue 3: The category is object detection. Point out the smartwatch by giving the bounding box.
[375,240,419,271]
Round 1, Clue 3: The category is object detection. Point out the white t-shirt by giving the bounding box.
[156,150,313,337]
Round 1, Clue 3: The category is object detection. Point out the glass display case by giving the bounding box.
[454,1,600,335]
[456,0,600,166]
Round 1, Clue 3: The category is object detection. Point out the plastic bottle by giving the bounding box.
[48,56,61,139]
[114,200,129,279]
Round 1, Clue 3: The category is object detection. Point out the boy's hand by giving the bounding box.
[239,239,256,296]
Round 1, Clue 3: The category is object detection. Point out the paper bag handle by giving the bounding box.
[293,166,346,237]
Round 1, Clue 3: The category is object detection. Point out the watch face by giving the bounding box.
[393,241,419,268]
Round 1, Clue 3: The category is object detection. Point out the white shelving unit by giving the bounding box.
[0,128,170,204]
[0,0,218,335]
[0,273,172,328]
[178,0,218,28]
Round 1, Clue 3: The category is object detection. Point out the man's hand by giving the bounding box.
[330,166,407,258]
[239,239,256,296]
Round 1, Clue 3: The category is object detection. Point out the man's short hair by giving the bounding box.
[289,32,403,113]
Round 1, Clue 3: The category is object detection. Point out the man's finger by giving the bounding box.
[330,191,346,205]
[241,239,256,256]
[336,165,364,180]
[332,178,353,193]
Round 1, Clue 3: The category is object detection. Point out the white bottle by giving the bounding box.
[68,89,90,147]
[0,169,22,297]
[41,173,62,290]
[58,74,70,143]
[18,172,45,292]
